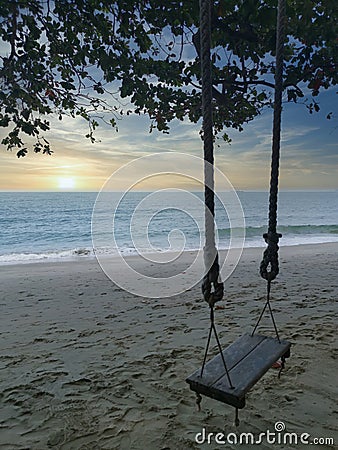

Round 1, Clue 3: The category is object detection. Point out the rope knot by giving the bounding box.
[260,232,282,282]
[263,231,282,244]
[202,253,224,307]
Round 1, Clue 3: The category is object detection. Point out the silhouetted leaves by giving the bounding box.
[0,0,337,156]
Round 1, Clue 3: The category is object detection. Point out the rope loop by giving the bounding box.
[260,232,282,282]
[202,253,224,306]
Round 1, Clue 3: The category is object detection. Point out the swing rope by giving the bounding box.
[260,0,286,283]
[199,0,230,383]
[200,0,223,308]
[254,0,286,339]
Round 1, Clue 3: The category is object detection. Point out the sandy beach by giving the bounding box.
[0,243,337,449]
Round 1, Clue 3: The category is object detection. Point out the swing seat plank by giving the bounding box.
[186,333,291,409]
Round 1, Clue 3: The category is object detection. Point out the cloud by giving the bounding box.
[1,84,337,191]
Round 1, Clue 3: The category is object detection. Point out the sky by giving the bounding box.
[0,87,337,192]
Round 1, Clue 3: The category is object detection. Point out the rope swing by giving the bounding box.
[186,0,291,426]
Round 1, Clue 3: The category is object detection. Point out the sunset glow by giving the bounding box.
[58,177,75,190]
[1,92,337,192]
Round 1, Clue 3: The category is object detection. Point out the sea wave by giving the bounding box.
[0,246,168,265]
[1,224,338,266]
[0,248,94,265]
[217,224,338,248]
[218,224,338,237]
[1,233,338,266]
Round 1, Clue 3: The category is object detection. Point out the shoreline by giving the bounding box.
[1,240,338,269]
[1,242,337,448]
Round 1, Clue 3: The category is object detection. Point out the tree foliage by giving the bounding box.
[0,0,337,157]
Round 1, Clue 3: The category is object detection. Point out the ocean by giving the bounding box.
[0,191,337,265]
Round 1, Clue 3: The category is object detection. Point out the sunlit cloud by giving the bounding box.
[0,85,337,191]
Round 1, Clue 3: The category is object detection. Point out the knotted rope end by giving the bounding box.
[202,252,224,306]
[260,231,282,282]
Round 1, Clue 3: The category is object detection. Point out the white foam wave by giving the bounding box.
[1,233,338,266]
[0,248,94,265]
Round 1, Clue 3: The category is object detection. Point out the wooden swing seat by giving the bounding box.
[186,333,291,409]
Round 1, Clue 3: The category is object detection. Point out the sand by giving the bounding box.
[0,243,337,449]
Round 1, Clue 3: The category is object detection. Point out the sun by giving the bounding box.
[58,177,75,190]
